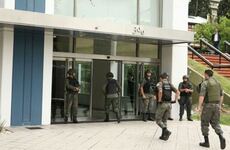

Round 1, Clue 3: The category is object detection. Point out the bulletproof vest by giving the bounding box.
[206,78,221,102]
[66,77,79,92]
[162,82,172,101]
[180,82,192,97]
[143,78,156,94]
[106,79,118,95]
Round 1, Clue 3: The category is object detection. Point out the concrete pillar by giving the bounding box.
[161,0,189,119]
[0,26,14,126]
[42,29,53,125]
[0,0,15,9]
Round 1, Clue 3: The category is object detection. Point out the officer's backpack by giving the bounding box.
[162,82,172,101]
[106,79,118,95]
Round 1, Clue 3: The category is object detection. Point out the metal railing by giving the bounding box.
[224,40,230,53]
[200,38,230,64]
[188,45,230,69]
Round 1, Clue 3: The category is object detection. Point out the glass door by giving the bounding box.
[51,58,92,123]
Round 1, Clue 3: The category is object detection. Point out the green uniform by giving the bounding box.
[103,79,121,117]
[199,77,223,136]
[141,79,157,114]
[155,79,177,128]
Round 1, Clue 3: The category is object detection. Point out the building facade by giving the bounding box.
[0,0,193,126]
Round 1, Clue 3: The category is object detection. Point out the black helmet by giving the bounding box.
[106,72,114,78]
[183,75,189,79]
[67,69,75,75]
[160,72,168,79]
[145,69,152,76]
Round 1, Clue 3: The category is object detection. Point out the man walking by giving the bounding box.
[155,73,179,141]
[197,69,226,149]
[103,72,121,123]
[178,75,193,121]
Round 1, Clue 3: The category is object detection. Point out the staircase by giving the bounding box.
[188,39,230,78]
[188,52,230,78]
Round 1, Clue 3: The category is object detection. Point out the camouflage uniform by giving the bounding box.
[155,79,177,129]
[103,78,121,123]
[65,77,80,122]
[140,78,157,121]
[199,77,223,136]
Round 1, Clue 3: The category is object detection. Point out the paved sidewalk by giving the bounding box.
[0,121,229,150]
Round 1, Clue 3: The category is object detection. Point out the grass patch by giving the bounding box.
[192,104,230,126]
[188,58,230,95]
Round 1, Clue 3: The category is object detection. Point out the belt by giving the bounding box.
[162,101,171,103]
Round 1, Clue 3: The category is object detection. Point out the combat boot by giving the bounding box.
[104,114,109,122]
[199,136,210,148]
[73,117,78,123]
[179,116,182,121]
[148,113,155,121]
[142,113,147,122]
[218,134,226,149]
[160,128,171,141]
[116,112,120,123]
[64,116,68,123]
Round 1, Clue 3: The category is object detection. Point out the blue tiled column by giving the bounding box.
[11,0,45,126]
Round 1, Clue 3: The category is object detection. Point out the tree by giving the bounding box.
[218,0,230,19]
[189,0,211,18]
[194,17,230,51]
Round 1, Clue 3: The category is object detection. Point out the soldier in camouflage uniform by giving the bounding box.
[155,73,179,141]
[197,69,226,149]
[103,72,121,123]
[140,70,157,122]
[64,69,80,123]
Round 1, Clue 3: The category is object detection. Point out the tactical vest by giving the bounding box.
[143,79,156,94]
[180,82,192,97]
[205,78,221,103]
[66,77,79,93]
[162,82,172,101]
[106,79,118,95]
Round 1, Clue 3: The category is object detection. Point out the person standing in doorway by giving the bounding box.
[126,72,135,115]
[212,28,221,50]
[140,70,157,122]
[103,72,121,123]
[155,73,179,141]
[197,69,226,149]
[64,69,80,123]
[178,75,193,121]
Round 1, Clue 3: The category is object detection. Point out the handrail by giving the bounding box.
[224,41,230,53]
[188,45,214,68]
[200,38,230,63]
[188,45,230,69]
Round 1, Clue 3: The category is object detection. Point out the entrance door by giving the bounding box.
[51,58,92,123]
[91,60,122,121]
[51,54,159,123]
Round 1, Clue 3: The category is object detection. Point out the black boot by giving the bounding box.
[73,117,78,123]
[104,114,109,122]
[199,136,210,148]
[142,113,147,122]
[148,113,155,121]
[116,113,120,123]
[187,118,193,121]
[160,128,171,141]
[179,116,182,121]
[218,134,226,149]
[64,116,68,123]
